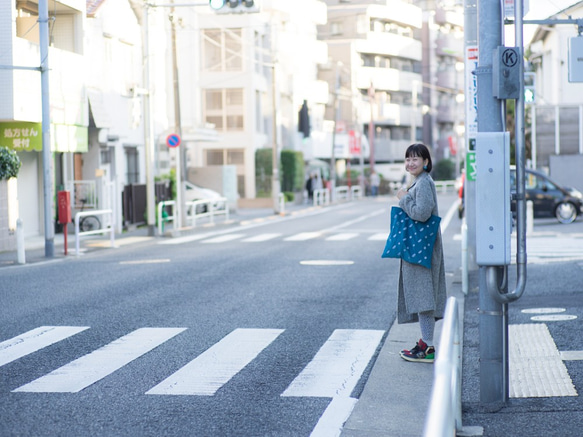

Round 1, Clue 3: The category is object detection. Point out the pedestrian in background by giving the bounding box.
[370,171,380,197]
[395,143,446,363]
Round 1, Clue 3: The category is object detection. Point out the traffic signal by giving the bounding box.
[524,72,535,104]
[209,0,258,12]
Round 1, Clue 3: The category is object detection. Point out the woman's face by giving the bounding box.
[405,154,428,177]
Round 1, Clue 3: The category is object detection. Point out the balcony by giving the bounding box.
[356,67,422,93]
[436,34,463,59]
[355,33,422,61]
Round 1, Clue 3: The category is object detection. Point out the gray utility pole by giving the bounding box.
[476,0,528,409]
[39,0,54,257]
[475,0,506,409]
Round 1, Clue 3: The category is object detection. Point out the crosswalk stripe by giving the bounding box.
[325,233,359,241]
[202,234,245,243]
[241,233,282,242]
[146,328,285,396]
[284,232,322,241]
[368,233,388,241]
[0,326,89,367]
[310,397,358,437]
[281,329,385,398]
[13,328,186,393]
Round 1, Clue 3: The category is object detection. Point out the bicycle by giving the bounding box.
[78,198,101,232]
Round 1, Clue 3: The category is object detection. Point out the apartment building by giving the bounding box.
[1,0,88,238]
[183,0,329,200]
[317,0,464,178]
[318,0,423,169]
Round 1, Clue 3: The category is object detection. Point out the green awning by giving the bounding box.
[0,121,88,152]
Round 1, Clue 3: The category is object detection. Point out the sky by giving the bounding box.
[521,0,581,43]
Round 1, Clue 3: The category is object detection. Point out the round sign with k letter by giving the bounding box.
[166,134,181,148]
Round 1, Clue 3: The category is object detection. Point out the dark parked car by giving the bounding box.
[510,167,583,224]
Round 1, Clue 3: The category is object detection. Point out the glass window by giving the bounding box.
[202,28,242,72]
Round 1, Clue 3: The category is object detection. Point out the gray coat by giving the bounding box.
[396,172,447,324]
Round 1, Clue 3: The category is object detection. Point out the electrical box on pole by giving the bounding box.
[568,37,583,83]
[493,47,521,100]
[476,132,511,266]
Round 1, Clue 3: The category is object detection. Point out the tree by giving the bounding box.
[0,146,21,180]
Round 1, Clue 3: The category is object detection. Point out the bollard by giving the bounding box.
[16,218,25,264]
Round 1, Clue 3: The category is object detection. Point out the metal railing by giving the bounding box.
[157,200,176,235]
[313,188,330,206]
[350,185,363,199]
[74,209,115,256]
[186,198,229,227]
[434,180,457,193]
[423,296,462,436]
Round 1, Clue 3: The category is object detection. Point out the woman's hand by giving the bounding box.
[396,188,407,200]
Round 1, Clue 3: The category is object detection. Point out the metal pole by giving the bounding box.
[330,63,340,202]
[170,4,185,229]
[271,24,280,214]
[39,0,54,257]
[476,0,506,408]
[368,85,375,174]
[143,5,157,236]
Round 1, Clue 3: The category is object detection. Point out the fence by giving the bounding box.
[74,209,115,256]
[157,198,229,234]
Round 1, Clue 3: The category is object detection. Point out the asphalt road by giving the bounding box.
[0,195,460,437]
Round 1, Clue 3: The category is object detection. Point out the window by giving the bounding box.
[125,147,139,184]
[204,89,244,132]
[331,22,343,36]
[202,28,242,72]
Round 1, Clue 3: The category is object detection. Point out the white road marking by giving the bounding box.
[368,233,389,241]
[146,328,284,396]
[202,234,246,243]
[300,260,354,266]
[282,329,385,398]
[326,233,359,241]
[310,397,358,437]
[13,328,186,393]
[241,233,282,242]
[0,326,89,367]
[509,323,577,398]
[284,232,322,241]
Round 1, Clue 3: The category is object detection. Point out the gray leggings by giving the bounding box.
[419,310,435,344]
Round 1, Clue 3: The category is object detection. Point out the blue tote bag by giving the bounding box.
[381,206,441,269]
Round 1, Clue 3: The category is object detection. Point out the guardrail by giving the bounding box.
[74,209,115,256]
[313,188,330,206]
[434,180,457,193]
[157,200,176,235]
[423,296,462,436]
[350,185,363,199]
[186,198,229,227]
[335,186,350,202]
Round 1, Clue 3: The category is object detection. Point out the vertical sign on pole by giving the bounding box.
[465,46,479,181]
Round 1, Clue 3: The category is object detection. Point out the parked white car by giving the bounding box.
[184,182,225,213]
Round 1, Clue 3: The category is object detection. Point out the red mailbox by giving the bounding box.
[57,191,71,224]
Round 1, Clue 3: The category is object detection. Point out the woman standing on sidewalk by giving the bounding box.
[395,143,446,363]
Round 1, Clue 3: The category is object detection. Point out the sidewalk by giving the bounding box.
[343,218,583,437]
[0,202,318,268]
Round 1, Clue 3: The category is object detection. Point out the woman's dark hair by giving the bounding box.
[405,143,432,173]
